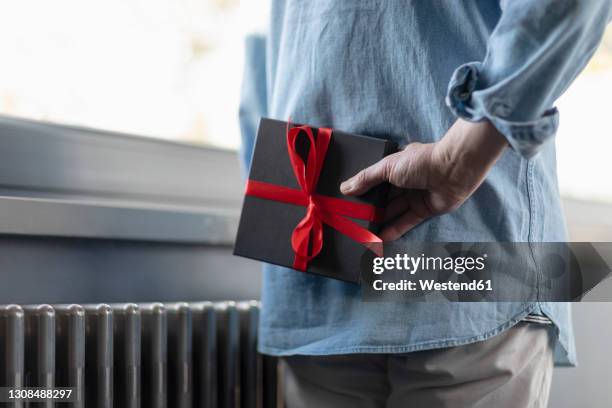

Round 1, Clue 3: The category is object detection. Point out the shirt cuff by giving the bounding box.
[445,62,559,159]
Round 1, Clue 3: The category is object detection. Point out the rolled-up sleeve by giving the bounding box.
[446,0,612,158]
[239,33,268,175]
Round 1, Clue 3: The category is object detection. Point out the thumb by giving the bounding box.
[340,155,395,196]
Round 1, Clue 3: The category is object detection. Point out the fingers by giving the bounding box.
[380,211,425,241]
[340,155,394,196]
[384,192,412,221]
[380,192,432,241]
[341,143,434,197]
[387,185,404,200]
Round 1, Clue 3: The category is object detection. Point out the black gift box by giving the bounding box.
[234,118,396,283]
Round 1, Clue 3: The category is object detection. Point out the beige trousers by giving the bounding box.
[282,322,554,408]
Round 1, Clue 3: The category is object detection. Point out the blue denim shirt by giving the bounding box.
[239,0,612,366]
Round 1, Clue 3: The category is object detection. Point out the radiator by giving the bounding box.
[0,301,280,408]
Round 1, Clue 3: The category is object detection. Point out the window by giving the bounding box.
[556,27,612,204]
[0,0,266,150]
[0,3,610,204]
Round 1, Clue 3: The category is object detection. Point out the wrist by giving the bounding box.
[438,119,507,169]
[429,119,507,189]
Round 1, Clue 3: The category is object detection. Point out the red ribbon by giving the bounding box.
[245,123,384,271]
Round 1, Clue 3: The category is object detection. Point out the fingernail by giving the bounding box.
[340,180,353,194]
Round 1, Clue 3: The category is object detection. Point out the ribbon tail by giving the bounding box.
[319,211,384,257]
[291,207,324,272]
[291,218,312,272]
[293,256,308,272]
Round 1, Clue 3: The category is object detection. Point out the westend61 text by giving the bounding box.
[372,279,493,292]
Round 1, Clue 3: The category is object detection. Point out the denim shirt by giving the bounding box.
[239,0,612,366]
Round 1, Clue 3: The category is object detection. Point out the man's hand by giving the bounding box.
[340,119,509,241]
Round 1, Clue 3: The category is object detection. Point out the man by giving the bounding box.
[239,1,611,406]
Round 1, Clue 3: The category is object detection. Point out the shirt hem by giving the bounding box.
[261,304,544,353]
[258,303,574,366]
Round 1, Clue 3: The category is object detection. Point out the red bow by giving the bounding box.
[245,123,383,271]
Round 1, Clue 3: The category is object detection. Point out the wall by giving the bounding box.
[549,303,612,408]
